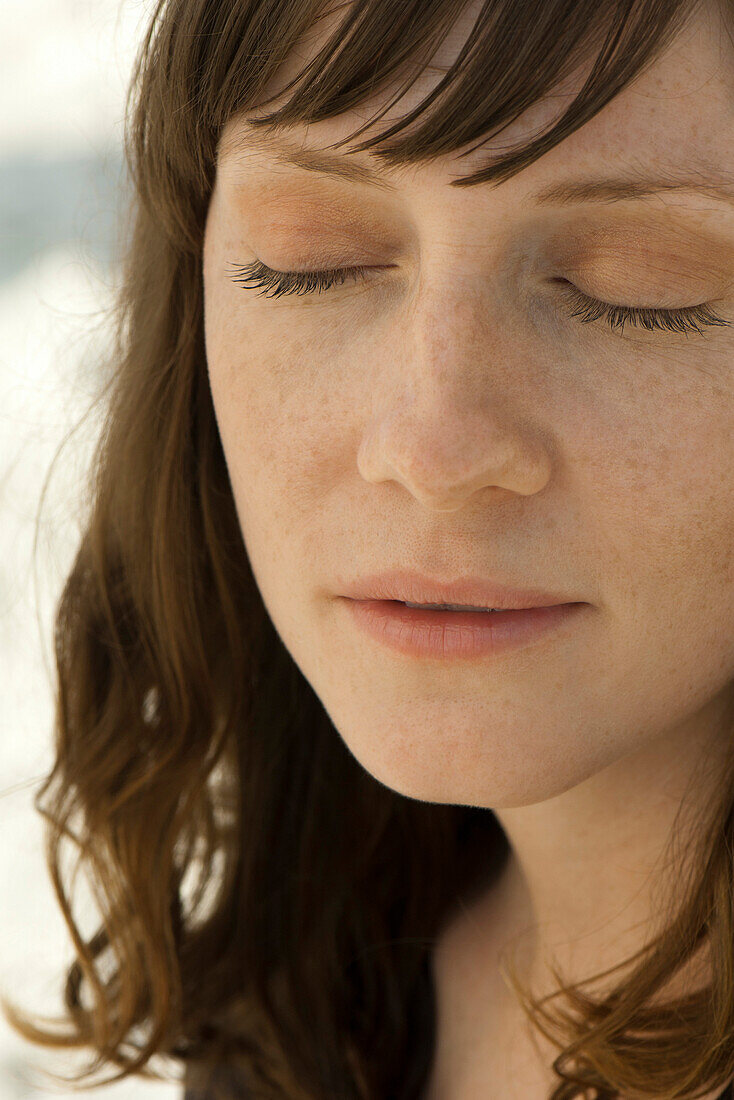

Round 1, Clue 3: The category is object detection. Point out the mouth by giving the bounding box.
[338,570,582,611]
[401,601,511,612]
[342,598,588,660]
[367,599,577,617]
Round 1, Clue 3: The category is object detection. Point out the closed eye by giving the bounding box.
[227,259,374,299]
[226,260,731,338]
[552,279,730,337]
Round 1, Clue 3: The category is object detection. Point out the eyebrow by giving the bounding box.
[220,130,734,207]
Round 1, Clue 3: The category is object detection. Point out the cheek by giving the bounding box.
[204,316,342,541]
[589,373,734,624]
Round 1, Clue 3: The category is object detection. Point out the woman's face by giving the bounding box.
[202,0,734,809]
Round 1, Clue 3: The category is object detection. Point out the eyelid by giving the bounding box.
[226,259,732,337]
[225,259,382,299]
[546,213,734,287]
[556,281,730,337]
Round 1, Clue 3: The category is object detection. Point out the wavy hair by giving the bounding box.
[3,1,734,1097]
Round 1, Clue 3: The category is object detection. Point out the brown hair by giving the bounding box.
[3,1,734,1097]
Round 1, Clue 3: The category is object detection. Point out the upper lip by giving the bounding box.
[339,569,583,610]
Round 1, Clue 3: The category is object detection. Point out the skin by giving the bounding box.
[203,0,734,1095]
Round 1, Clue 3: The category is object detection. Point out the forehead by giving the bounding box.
[220,0,734,195]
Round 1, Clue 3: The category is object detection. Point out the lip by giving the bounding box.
[338,569,583,611]
[342,599,588,661]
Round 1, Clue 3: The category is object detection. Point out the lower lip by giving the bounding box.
[342,599,587,660]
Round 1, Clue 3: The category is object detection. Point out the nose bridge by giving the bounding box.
[358,278,552,512]
[391,272,518,419]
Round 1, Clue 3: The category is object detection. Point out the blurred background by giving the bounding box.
[1,1,181,1096]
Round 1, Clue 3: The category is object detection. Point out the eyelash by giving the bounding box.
[226,260,731,337]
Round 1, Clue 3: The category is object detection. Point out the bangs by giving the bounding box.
[210,0,701,190]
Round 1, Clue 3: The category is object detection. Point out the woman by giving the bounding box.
[3,0,734,1097]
